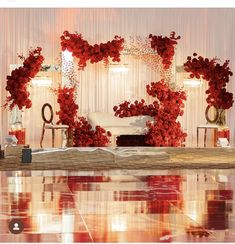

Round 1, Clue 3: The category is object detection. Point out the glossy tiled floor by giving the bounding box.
[1,169,235,242]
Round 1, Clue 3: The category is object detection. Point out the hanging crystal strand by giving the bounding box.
[159,49,176,89]
[169,49,177,90]
[61,51,75,147]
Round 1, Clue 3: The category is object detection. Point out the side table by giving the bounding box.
[197,124,219,147]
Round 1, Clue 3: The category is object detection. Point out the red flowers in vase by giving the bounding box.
[4,47,44,110]
[61,31,125,70]
[149,32,181,70]
[184,53,233,110]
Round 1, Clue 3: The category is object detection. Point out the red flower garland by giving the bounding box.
[4,47,44,110]
[56,86,79,129]
[113,80,187,147]
[184,53,233,109]
[73,117,111,147]
[149,32,181,70]
[61,31,124,70]
[113,99,159,118]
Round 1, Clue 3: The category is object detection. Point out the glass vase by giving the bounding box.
[8,105,26,145]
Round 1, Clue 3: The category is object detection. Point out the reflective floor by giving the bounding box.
[1,169,235,242]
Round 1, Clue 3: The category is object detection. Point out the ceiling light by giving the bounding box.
[183,79,202,88]
[109,64,128,73]
[32,77,52,87]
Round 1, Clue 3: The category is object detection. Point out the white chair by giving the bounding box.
[40,103,69,148]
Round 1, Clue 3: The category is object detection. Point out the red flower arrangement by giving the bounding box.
[113,80,187,147]
[146,79,186,118]
[73,117,111,147]
[61,31,124,70]
[184,53,233,110]
[149,32,181,70]
[56,86,79,129]
[56,86,111,146]
[113,99,159,118]
[4,47,44,110]
[145,80,187,147]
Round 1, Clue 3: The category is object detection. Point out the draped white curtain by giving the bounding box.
[0,8,235,147]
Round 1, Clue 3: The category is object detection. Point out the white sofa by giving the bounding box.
[87,112,154,145]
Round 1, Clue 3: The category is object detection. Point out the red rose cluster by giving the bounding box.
[149,32,181,70]
[61,31,124,70]
[113,80,187,147]
[56,86,111,147]
[146,79,186,118]
[145,80,187,147]
[5,47,44,110]
[56,86,79,129]
[113,99,159,118]
[73,117,111,147]
[146,115,187,147]
[184,53,234,109]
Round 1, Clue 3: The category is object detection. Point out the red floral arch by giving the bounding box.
[184,53,233,110]
[4,47,44,110]
[113,32,187,147]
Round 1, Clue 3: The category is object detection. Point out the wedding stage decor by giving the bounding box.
[3,27,234,148]
[57,31,188,147]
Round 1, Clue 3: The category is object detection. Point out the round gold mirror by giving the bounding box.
[205,105,218,124]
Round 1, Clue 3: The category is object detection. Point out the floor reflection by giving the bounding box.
[0,169,235,242]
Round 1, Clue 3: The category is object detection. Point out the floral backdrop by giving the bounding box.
[1,9,235,147]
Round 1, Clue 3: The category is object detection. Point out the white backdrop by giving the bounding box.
[0,8,235,147]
